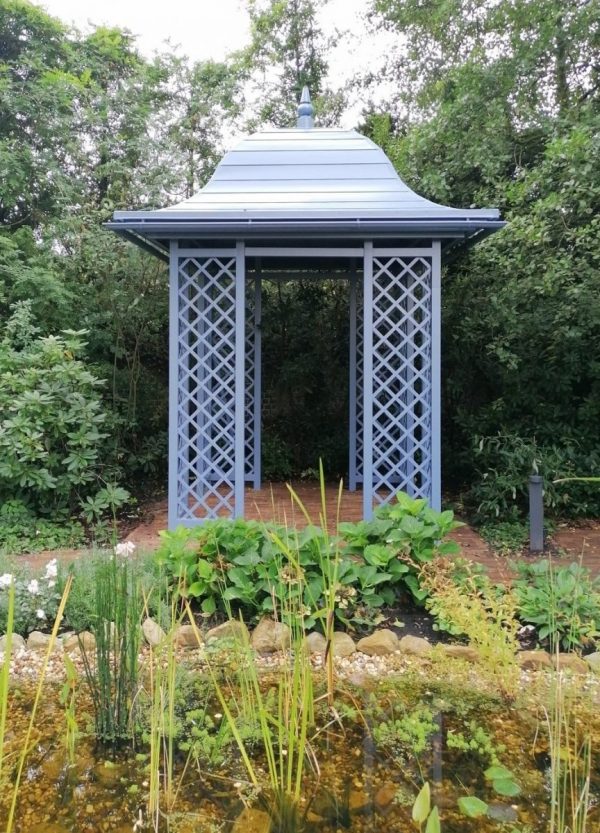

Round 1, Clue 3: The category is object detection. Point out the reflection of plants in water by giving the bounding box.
[60,653,79,765]
[446,720,506,766]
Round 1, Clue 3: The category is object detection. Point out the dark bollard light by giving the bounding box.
[529,474,544,553]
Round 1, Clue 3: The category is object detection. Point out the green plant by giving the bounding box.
[373,705,438,764]
[479,520,529,555]
[80,553,142,746]
[412,782,440,833]
[0,557,62,637]
[0,303,117,516]
[0,499,85,554]
[60,654,79,765]
[340,491,462,605]
[446,721,506,766]
[514,560,600,651]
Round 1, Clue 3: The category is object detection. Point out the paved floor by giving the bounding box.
[20,484,600,582]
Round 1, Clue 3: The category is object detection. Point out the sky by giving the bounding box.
[36,0,372,74]
[36,0,391,130]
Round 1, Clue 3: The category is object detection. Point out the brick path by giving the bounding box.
[19,485,600,581]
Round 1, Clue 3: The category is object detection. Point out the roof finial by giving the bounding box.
[297,86,314,129]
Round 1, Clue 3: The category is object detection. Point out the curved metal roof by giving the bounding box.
[107,90,503,252]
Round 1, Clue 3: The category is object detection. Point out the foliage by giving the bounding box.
[0,303,118,517]
[340,492,462,604]
[422,558,519,690]
[0,557,61,636]
[513,560,600,652]
[479,520,529,556]
[372,704,438,761]
[0,500,84,554]
[155,492,461,629]
[79,553,142,746]
[446,721,506,766]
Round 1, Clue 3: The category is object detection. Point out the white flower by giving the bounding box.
[36,609,46,620]
[114,541,136,557]
[44,559,58,579]
[27,579,40,595]
[0,573,13,589]
[47,580,56,589]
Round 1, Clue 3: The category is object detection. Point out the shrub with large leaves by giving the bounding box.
[0,302,110,515]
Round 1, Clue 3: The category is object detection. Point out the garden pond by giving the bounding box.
[2,665,599,833]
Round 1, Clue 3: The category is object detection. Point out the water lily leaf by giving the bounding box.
[412,782,431,823]
[493,778,521,797]
[484,765,514,781]
[458,796,488,818]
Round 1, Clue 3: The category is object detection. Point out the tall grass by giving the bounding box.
[0,581,15,786]
[80,553,141,746]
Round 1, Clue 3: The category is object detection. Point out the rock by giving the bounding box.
[398,635,432,657]
[142,617,166,647]
[64,631,96,653]
[231,807,271,833]
[173,624,201,649]
[205,620,249,644]
[553,653,589,674]
[331,631,356,657]
[304,631,327,654]
[518,650,552,670]
[586,651,600,673]
[27,631,62,652]
[93,760,123,786]
[0,633,26,653]
[443,644,479,662]
[374,782,396,811]
[250,617,291,653]
[349,789,371,814]
[487,802,518,823]
[347,671,377,690]
[357,629,399,656]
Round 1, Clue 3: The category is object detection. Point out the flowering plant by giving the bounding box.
[0,559,62,637]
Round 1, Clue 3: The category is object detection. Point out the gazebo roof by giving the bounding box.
[106,89,504,256]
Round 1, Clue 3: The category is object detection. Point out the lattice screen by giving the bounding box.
[368,254,433,505]
[175,255,239,521]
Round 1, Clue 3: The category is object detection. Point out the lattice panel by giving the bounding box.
[245,279,257,482]
[370,255,432,504]
[176,255,238,521]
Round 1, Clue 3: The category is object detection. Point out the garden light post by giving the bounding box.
[528,474,544,553]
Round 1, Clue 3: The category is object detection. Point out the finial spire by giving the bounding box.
[296,86,314,128]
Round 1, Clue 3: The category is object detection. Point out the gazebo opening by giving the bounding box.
[107,88,503,527]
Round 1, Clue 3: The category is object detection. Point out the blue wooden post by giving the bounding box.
[348,269,357,491]
[167,240,179,529]
[529,475,544,552]
[431,241,442,510]
[362,241,374,520]
[253,274,262,490]
[234,241,246,518]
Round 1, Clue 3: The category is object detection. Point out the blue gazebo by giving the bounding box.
[107,90,503,527]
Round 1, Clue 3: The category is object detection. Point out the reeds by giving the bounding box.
[0,581,15,786]
[80,553,141,746]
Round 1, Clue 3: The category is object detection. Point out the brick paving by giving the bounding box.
[17,485,600,582]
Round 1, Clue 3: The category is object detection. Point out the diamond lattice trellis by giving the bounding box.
[368,255,433,506]
[176,255,239,521]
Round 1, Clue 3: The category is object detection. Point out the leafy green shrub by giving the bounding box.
[479,520,529,555]
[0,302,116,516]
[155,492,461,630]
[465,433,600,524]
[340,491,462,603]
[513,560,600,651]
[0,499,85,554]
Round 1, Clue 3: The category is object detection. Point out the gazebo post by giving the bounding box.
[234,241,246,518]
[362,241,374,520]
[253,274,262,490]
[167,240,179,530]
[431,240,442,510]
[348,268,357,492]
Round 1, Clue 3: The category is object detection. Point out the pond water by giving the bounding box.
[2,670,599,833]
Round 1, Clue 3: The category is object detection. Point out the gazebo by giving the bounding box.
[107,89,504,527]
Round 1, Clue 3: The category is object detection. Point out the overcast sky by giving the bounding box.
[36,0,372,73]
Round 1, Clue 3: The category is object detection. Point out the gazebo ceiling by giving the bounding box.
[106,88,504,256]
